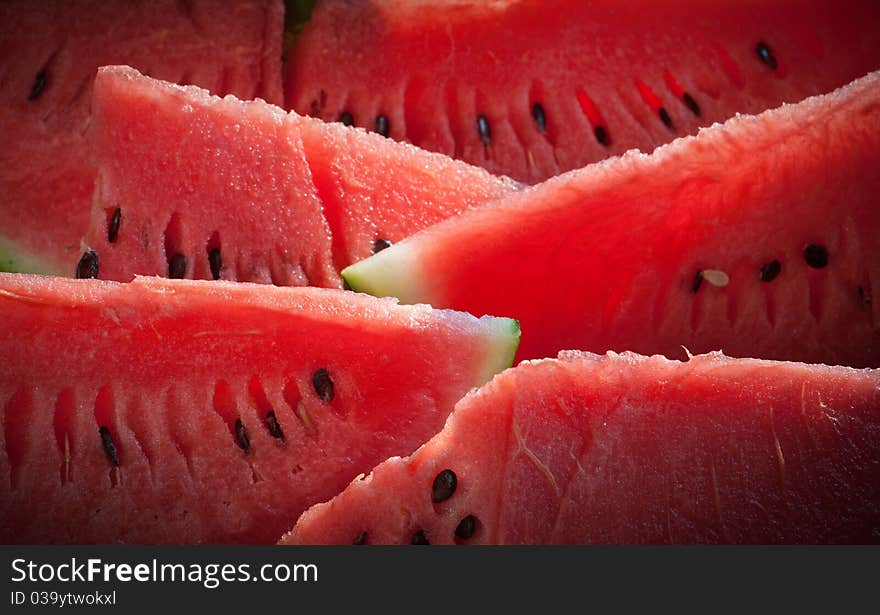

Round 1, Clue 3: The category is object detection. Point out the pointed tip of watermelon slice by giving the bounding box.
[342,242,520,380]
[341,240,427,304]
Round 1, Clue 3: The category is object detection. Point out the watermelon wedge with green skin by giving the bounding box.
[81,66,517,286]
[283,351,880,545]
[0,273,519,544]
[0,0,285,275]
[344,70,880,368]
[284,0,880,183]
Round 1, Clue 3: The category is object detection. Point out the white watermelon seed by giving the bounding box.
[702,269,730,287]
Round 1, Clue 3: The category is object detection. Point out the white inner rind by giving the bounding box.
[473,316,521,387]
[341,240,428,304]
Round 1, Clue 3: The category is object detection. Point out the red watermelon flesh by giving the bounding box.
[0,273,519,544]
[0,0,284,275]
[343,70,880,368]
[283,351,880,545]
[284,0,880,184]
[293,114,520,274]
[82,66,517,286]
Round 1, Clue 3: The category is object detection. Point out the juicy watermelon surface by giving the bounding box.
[284,351,880,545]
[0,1,877,547]
[0,273,519,543]
[345,70,880,368]
[0,0,284,275]
[83,66,516,286]
[285,0,880,183]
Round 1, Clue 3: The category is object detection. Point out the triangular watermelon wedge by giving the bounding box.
[0,273,519,543]
[80,66,517,286]
[344,70,880,367]
[285,0,880,183]
[0,0,285,275]
[283,351,880,544]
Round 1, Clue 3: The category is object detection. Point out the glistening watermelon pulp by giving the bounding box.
[344,71,880,367]
[0,0,284,274]
[285,0,880,183]
[284,351,880,545]
[82,66,517,286]
[0,273,519,543]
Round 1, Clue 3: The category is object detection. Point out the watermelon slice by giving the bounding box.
[0,0,285,275]
[343,70,880,367]
[284,0,880,183]
[82,66,517,286]
[283,351,880,545]
[0,273,519,544]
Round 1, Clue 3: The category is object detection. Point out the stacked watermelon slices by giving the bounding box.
[1,0,879,544]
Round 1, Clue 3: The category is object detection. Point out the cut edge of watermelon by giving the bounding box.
[0,237,63,275]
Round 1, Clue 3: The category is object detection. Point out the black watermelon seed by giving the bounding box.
[682,92,701,116]
[208,248,222,280]
[312,368,335,402]
[692,270,704,294]
[759,259,781,282]
[374,114,389,137]
[75,250,99,279]
[477,114,491,146]
[168,253,187,278]
[107,207,121,243]
[28,69,47,101]
[455,515,477,540]
[593,125,609,146]
[858,286,871,306]
[338,111,354,126]
[532,103,547,132]
[803,244,829,269]
[265,410,285,440]
[372,238,392,254]
[234,418,250,454]
[431,469,458,503]
[411,530,430,545]
[353,531,367,545]
[756,42,778,70]
[99,426,119,467]
[658,107,674,129]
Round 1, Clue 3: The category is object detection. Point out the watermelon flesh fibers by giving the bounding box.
[284,351,880,545]
[0,273,519,543]
[285,0,880,183]
[344,70,880,368]
[0,0,284,275]
[81,66,517,286]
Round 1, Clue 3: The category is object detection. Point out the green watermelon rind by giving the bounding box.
[0,237,61,275]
